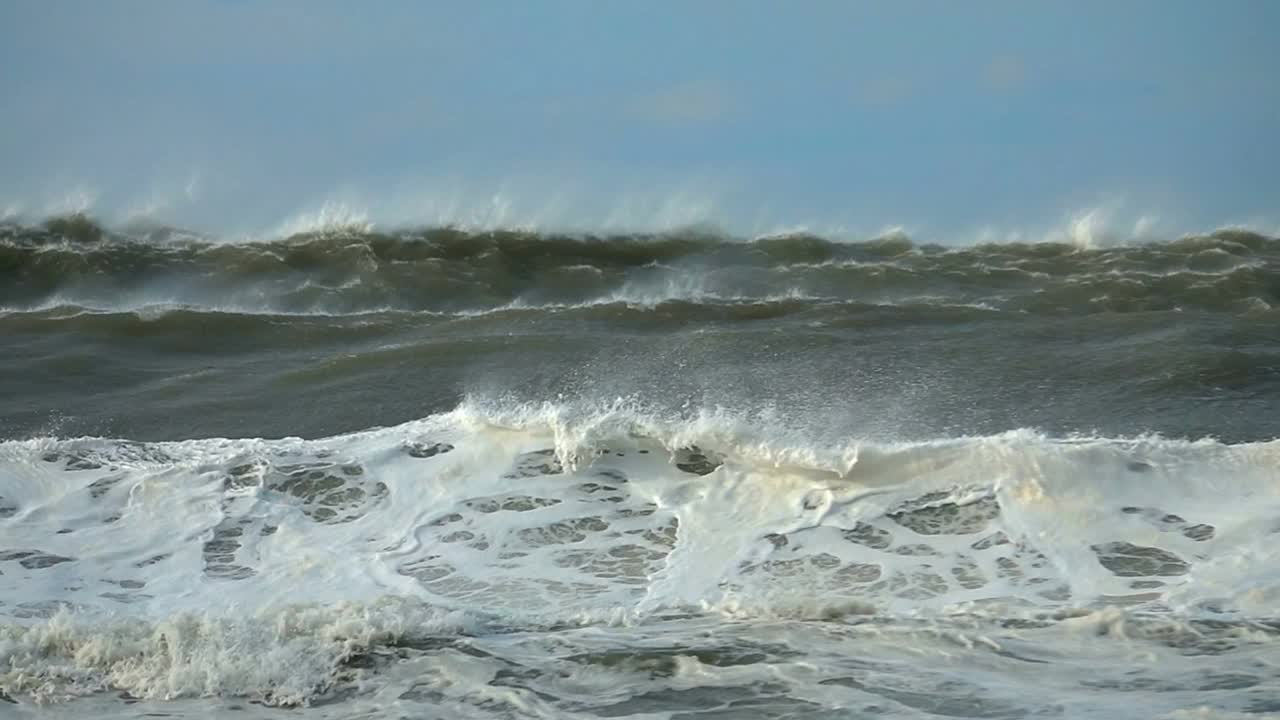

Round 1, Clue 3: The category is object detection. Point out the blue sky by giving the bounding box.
[1,1,1277,238]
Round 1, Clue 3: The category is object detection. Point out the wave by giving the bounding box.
[2,216,1277,317]
[3,399,1277,617]
[4,602,1277,712]
[0,598,481,706]
[2,399,1279,707]
[8,602,1276,712]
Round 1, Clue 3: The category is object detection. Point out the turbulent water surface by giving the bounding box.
[1,217,1279,719]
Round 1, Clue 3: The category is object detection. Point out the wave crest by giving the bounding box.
[3,217,1276,317]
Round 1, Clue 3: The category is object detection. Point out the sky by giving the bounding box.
[1,0,1277,239]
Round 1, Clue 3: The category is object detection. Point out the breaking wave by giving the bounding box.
[2,216,1277,317]
[2,399,1278,708]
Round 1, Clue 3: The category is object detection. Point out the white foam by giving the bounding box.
[2,403,1279,707]
[0,599,478,705]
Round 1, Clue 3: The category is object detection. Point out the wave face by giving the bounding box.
[2,403,1279,716]
[3,218,1278,317]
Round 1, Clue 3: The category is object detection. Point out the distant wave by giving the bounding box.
[2,216,1276,318]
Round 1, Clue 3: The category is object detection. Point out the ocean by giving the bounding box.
[1,215,1278,718]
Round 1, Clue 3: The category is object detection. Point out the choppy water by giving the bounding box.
[1,217,1279,718]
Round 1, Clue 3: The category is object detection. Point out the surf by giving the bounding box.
[3,399,1279,709]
